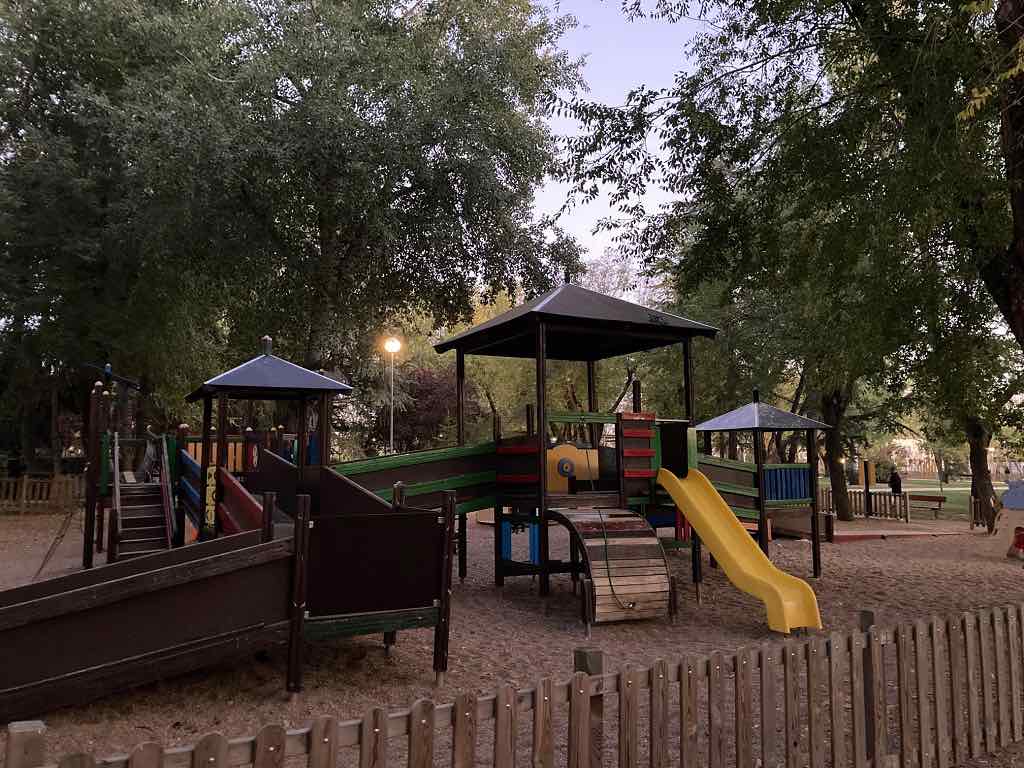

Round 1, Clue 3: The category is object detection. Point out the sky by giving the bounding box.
[534,1,704,261]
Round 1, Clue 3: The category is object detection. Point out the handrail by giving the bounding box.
[159,436,175,548]
[217,467,264,533]
[111,433,122,562]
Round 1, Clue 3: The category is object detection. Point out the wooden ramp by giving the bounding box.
[550,508,674,625]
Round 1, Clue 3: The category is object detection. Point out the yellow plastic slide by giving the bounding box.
[657,468,822,633]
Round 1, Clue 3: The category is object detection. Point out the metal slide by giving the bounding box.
[657,467,822,633]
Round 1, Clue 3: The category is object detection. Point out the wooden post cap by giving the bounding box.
[261,335,273,355]
[5,721,47,768]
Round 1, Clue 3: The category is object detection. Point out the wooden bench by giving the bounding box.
[908,493,946,519]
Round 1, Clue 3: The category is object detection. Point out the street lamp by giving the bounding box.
[384,337,402,453]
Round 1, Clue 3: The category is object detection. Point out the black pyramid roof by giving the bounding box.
[696,397,830,432]
[434,283,717,360]
[185,337,352,402]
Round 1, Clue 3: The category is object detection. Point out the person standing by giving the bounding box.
[888,467,903,495]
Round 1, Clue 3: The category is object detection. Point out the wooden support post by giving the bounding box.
[526,403,534,436]
[297,398,308,468]
[536,320,549,597]
[435,491,456,685]
[174,424,189,546]
[808,428,822,577]
[860,609,878,765]
[199,395,213,541]
[632,379,641,412]
[682,338,695,421]
[287,493,311,694]
[586,360,598,448]
[692,532,703,602]
[753,426,769,556]
[83,383,101,569]
[573,647,604,768]
[456,349,466,447]
[702,431,712,455]
[5,721,46,768]
[261,491,276,542]
[318,393,331,467]
[214,395,228,535]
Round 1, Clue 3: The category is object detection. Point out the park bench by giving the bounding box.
[907,493,946,519]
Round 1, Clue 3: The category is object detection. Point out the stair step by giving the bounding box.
[119,537,168,553]
[120,526,166,541]
[122,503,163,514]
[121,483,161,494]
[121,514,164,528]
[119,549,167,559]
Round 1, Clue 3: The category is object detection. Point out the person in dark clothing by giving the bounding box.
[888,468,903,495]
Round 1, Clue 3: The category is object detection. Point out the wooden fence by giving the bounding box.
[819,487,909,521]
[0,475,84,515]
[10,603,1024,768]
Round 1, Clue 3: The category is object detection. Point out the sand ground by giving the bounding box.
[1,508,1022,762]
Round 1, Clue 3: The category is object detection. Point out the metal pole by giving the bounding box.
[389,350,395,454]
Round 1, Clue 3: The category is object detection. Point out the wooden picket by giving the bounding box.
[818,487,910,521]
[0,474,84,514]
[11,603,1024,768]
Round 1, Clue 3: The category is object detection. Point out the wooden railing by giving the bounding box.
[11,603,1024,768]
[819,487,910,521]
[0,474,84,514]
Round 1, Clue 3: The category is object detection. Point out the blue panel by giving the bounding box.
[501,521,512,560]
[529,524,541,564]
[764,466,811,500]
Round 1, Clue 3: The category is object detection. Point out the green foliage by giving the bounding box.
[0,0,583,458]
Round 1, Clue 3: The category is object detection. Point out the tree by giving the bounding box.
[0,0,583,456]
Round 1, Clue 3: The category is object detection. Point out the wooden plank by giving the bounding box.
[454,693,478,768]
[735,648,754,768]
[359,708,387,768]
[1008,606,1024,743]
[948,615,969,765]
[896,624,915,768]
[994,608,1012,748]
[59,755,95,768]
[619,666,639,768]
[963,612,983,758]
[913,621,932,768]
[930,619,951,768]
[869,628,887,767]
[193,733,229,768]
[591,575,671,587]
[254,725,286,768]
[650,659,669,768]
[532,680,553,768]
[127,743,162,768]
[569,672,590,768]
[308,716,337,768]
[494,686,515,768]
[808,637,827,768]
[784,642,801,768]
[709,651,725,768]
[763,645,780,768]
[979,609,998,754]
[830,632,848,768]
[850,632,867,768]
[409,699,434,768]
[680,657,700,768]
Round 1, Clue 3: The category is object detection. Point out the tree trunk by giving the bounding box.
[993,0,1024,349]
[965,415,998,533]
[50,382,61,476]
[727,432,738,460]
[821,387,854,521]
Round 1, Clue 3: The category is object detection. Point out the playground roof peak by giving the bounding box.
[696,401,831,432]
[185,338,352,402]
[434,282,718,360]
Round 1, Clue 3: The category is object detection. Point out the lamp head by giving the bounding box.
[384,337,402,354]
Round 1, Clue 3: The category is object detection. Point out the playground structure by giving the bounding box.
[0,339,455,722]
[0,284,827,722]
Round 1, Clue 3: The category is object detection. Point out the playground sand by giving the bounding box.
[1,508,1022,762]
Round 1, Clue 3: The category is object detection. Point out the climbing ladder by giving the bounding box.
[110,434,173,561]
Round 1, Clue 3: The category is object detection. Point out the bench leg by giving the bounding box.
[383,630,397,656]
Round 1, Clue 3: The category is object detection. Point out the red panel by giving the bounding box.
[623,448,655,457]
[621,412,657,421]
[496,444,539,455]
[623,469,656,479]
[622,429,654,438]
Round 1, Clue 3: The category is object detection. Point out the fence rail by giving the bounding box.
[9,603,1024,768]
[0,475,84,515]
[819,487,909,521]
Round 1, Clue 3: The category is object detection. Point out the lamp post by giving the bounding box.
[384,337,402,454]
